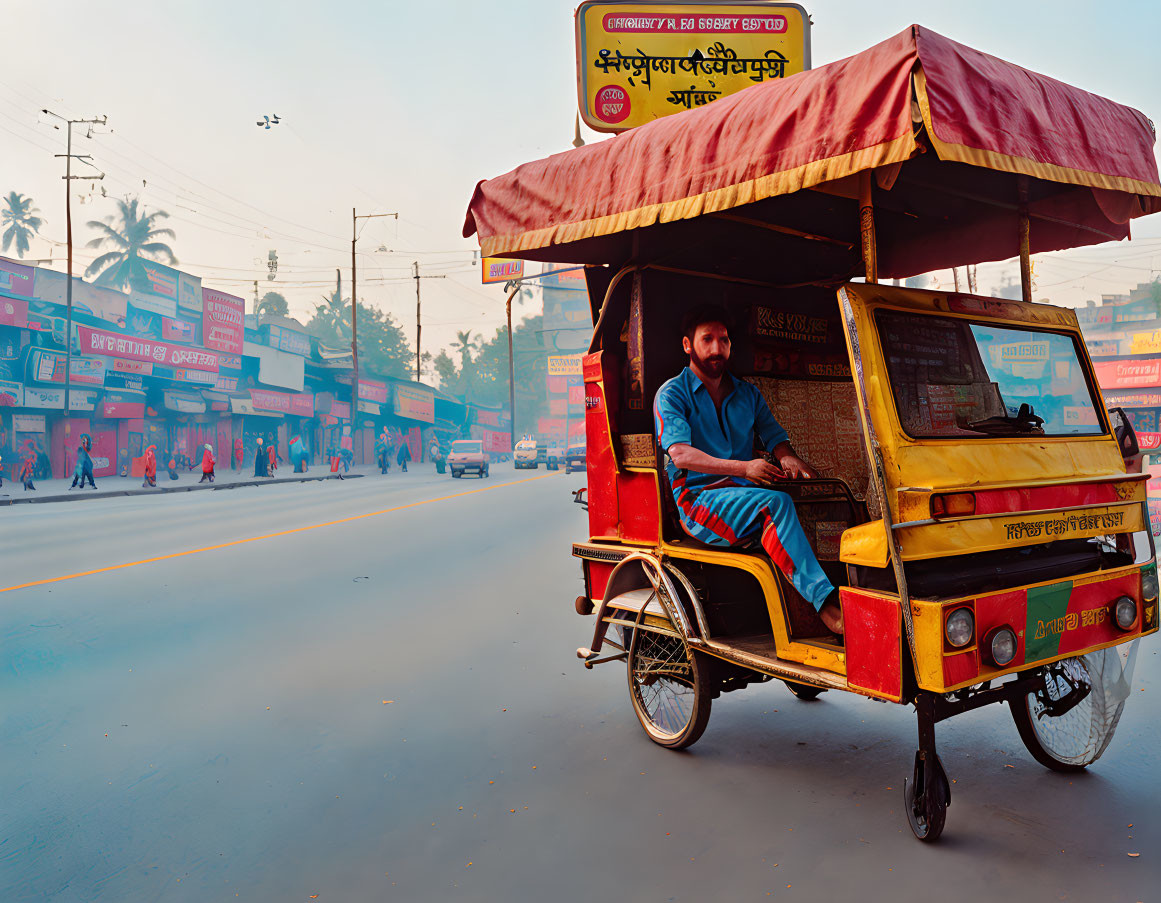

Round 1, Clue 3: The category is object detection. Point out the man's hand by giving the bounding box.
[744,457,785,485]
[778,453,819,480]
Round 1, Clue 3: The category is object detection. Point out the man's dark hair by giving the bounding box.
[681,303,731,340]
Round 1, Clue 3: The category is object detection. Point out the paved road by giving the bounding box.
[3,464,1158,902]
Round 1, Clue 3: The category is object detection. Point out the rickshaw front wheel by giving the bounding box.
[626,624,711,750]
[904,754,948,843]
[1008,654,1125,773]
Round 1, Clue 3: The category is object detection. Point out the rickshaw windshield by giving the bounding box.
[875,310,1106,439]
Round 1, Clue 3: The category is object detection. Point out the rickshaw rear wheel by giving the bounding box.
[783,680,826,701]
[626,623,711,750]
[1008,654,1124,773]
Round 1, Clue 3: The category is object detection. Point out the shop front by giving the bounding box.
[94,388,147,476]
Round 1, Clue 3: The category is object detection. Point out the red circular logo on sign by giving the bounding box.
[594,84,631,124]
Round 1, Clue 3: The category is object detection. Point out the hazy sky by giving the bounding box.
[2,0,1160,366]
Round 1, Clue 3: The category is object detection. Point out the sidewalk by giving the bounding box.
[0,462,373,506]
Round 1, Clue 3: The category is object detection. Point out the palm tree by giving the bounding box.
[310,287,351,341]
[451,330,478,367]
[1,192,44,258]
[451,330,481,396]
[84,197,177,289]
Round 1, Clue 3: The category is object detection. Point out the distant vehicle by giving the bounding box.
[448,439,489,478]
[546,442,564,471]
[514,437,539,470]
[564,444,586,474]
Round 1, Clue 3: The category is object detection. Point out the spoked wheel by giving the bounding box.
[1009,654,1125,772]
[626,617,711,750]
[904,752,948,843]
[783,680,826,701]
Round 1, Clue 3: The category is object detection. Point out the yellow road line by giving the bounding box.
[0,472,560,595]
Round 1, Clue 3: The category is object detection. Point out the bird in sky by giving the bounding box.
[255,114,282,130]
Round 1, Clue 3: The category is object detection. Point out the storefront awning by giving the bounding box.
[230,396,284,417]
[163,390,206,414]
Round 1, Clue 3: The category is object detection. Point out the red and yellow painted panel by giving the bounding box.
[840,588,903,702]
[911,565,1156,692]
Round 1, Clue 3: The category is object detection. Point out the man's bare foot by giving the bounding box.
[819,597,844,635]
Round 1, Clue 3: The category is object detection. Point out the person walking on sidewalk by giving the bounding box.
[396,439,411,473]
[267,440,280,476]
[142,445,158,488]
[199,443,216,483]
[254,437,269,477]
[234,437,244,471]
[70,442,97,489]
[19,441,37,491]
[79,434,96,488]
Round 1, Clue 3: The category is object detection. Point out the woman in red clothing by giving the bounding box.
[234,437,244,471]
[143,445,158,488]
[199,443,216,483]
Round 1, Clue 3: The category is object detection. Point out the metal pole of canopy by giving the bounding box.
[1018,175,1033,303]
[858,171,878,283]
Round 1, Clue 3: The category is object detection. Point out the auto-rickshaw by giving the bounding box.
[464,25,1161,841]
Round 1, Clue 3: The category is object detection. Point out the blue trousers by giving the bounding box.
[670,475,833,608]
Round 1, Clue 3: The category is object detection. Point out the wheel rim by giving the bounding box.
[629,623,697,738]
[1023,656,1118,767]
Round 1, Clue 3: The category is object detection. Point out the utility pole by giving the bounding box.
[412,261,446,382]
[351,209,397,432]
[44,110,106,477]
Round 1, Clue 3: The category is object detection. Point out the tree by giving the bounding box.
[435,314,548,433]
[258,292,289,318]
[1,192,44,258]
[84,197,177,289]
[305,287,411,380]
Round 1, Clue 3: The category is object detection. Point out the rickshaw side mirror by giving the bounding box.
[1108,407,1143,474]
[1109,407,1139,458]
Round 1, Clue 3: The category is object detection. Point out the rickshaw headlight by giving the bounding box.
[985,626,1018,667]
[944,607,975,648]
[1113,596,1138,631]
[1141,568,1158,603]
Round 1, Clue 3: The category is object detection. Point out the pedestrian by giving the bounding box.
[70,443,97,489]
[290,435,308,473]
[80,434,96,488]
[167,455,180,480]
[396,439,411,473]
[340,444,353,473]
[430,441,446,474]
[199,443,216,483]
[19,442,36,491]
[254,437,269,477]
[234,437,244,471]
[376,429,390,474]
[142,445,158,488]
[267,440,280,476]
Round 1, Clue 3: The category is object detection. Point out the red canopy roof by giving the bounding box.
[464,26,1160,278]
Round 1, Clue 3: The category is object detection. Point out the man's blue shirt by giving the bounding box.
[653,367,788,492]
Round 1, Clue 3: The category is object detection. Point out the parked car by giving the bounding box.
[448,439,489,478]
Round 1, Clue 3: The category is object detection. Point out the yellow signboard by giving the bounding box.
[575,1,810,132]
[1130,329,1161,355]
[481,257,524,284]
[548,354,584,377]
